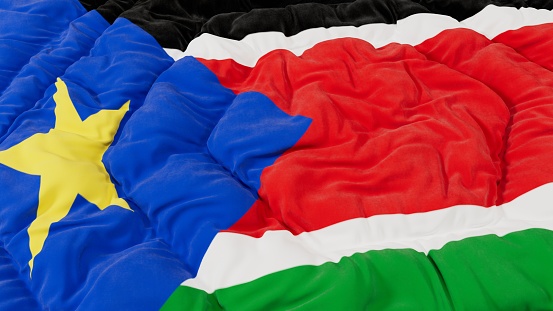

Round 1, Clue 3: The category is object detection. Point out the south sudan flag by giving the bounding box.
[1,0,553,310]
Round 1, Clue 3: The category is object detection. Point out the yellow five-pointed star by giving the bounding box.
[0,78,131,276]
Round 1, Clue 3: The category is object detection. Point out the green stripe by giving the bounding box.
[162,229,553,311]
[431,228,553,310]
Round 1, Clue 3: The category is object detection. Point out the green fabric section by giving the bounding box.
[429,229,553,310]
[161,229,553,311]
[162,250,450,310]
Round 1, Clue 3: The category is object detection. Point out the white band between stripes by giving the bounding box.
[164,5,553,67]
[184,183,553,293]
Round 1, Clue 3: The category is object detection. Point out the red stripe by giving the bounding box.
[198,24,553,237]
[493,23,553,72]
[416,25,553,204]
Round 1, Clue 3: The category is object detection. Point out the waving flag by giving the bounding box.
[1,0,553,310]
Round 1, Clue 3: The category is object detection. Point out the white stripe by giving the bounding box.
[184,183,553,293]
[163,5,553,66]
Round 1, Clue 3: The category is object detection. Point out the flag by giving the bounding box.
[163,4,553,309]
[1,0,553,310]
[0,2,186,309]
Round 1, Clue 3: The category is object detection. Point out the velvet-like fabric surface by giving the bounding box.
[1,0,553,310]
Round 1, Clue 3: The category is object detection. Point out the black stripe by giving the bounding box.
[200,0,430,42]
[88,0,553,51]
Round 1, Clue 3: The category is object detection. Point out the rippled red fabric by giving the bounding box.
[198,24,553,237]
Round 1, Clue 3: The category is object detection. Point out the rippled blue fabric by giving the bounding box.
[105,57,311,274]
[0,236,40,310]
[0,0,85,94]
[0,17,191,310]
[0,10,109,141]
